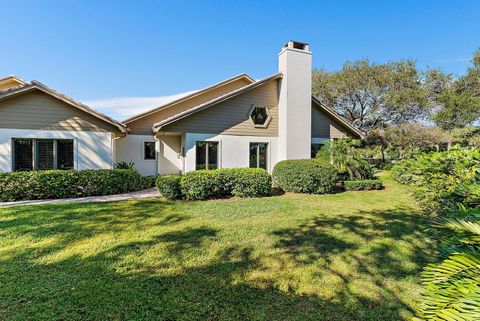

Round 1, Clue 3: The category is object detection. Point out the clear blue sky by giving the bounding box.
[1,1,478,120]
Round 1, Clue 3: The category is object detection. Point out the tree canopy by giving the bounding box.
[312,59,431,133]
[312,49,480,134]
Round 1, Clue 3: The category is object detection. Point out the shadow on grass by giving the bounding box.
[0,202,434,321]
[272,207,436,319]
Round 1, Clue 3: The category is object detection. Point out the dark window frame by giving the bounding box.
[12,138,74,171]
[143,141,156,160]
[195,141,219,170]
[249,142,268,170]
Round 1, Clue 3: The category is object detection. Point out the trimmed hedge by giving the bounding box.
[156,175,183,200]
[179,168,272,200]
[343,179,383,191]
[224,168,272,198]
[272,159,338,194]
[0,169,145,202]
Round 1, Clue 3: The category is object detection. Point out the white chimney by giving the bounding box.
[277,40,312,161]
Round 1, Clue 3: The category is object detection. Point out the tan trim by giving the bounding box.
[0,81,126,132]
[153,73,282,132]
[0,75,27,87]
[311,97,364,139]
[123,73,255,124]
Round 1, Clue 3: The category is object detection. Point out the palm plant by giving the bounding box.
[413,215,480,321]
[319,138,375,180]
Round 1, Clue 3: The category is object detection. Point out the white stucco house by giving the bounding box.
[0,41,362,176]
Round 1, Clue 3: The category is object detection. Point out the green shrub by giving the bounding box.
[272,159,338,194]
[180,168,272,200]
[344,179,383,191]
[391,147,480,213]
[156,175,183,200]
[223,168,271,197]
[141,175,158,189]
[181,170,225,200]
[0,169,144,202]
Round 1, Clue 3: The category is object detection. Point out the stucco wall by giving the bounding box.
[183,133,279,173]
[115,134,158,176]
[0,128,113,172]
[158,135,183,175]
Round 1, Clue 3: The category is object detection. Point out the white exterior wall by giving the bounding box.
[157,135,183,175]
[115,134,158,176]
[0,128,113,172]
[183,133,279,173]
[278,42,312,161]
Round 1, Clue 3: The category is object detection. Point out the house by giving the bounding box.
[0,41,362,175]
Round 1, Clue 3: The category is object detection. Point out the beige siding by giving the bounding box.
[127,77,252,135]
[0,91,118,132]
[311,104,352,139]
[162,79,279,136]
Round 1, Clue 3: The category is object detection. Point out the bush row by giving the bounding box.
[272,159,338,194]
[0,169,149,202]
[156,168,272,200]
[343,179,383,191]
[391,147,480,213]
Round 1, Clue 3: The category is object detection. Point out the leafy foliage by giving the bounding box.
[392,147,480,213]
[0,169,145,201]
[272,159,338,194]
[312,59,431,132]
[156,175,183,200]
[318,138,376,180]
[432,49,480,130]
[343,179,383,191]
[114,161,136,170]
[413,215,480,321]
[383,123,450,158]
[180,168,272,200]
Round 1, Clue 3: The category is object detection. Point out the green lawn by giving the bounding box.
[0,173,436,321]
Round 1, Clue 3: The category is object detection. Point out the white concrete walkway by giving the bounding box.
[0,188,160,207]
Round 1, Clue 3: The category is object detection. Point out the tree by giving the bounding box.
[383,122,450,158]
[312,59,431,133]
[432,48,480,129]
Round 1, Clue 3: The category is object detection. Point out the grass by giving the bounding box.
[0,172,436,321]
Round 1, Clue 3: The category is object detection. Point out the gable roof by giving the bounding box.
[153,72,283,132]
[311,96,363,138]
[123,73,255,124]
[0,75,27,91]
[0,78,127,132]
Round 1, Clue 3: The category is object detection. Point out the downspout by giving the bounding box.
[154,132,161,176]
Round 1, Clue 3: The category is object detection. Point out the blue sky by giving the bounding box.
[1,1,479,120]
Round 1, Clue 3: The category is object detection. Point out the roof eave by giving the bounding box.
[0,82,127,133]
[153,72,283,132]
[311,96,364,139]
[123,73,256,124]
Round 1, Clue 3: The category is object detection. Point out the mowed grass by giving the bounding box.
[0,173,436,321]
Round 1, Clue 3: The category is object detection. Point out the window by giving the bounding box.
[57,140,74,170]
[13,139,33,171]
[311,143,324,159]
[249,106,271,127]
[144,142,156,160]
[13,138,74,171]
[36,140,54,170]
[196,141,218,170]
[249,143,268,170]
